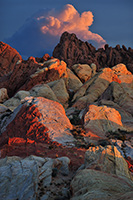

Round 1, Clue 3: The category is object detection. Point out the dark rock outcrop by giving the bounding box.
[0,42,67,97]
[53,32,133,72]
[0,41,22,77]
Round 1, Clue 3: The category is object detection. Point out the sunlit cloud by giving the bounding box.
[38,4,106,46]
[6,4,106,57]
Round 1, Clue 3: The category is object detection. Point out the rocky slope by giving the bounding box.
[0,40,133,200]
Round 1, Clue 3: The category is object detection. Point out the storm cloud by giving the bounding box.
[6,4,106,58]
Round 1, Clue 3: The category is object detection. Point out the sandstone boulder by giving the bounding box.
[0,155,70,200]
[71,64,93,83]
[48,79,69,108]
[72,68,121,110]
[3,84,61,111]
[70,169,133,200]
[99,81,133,116]
[1,97,75,147]
[112,63,132,76]
[14,90,30,100]
[98,99,133,132]
[83,104,124,142]
[3,97,20,111]
[29,84,59,102]
[20,59,68,92]
[3,90,30,111]
[112,63,133,98]
[66,68,83,92]
[84,145,131,179]
[0,88,8,103]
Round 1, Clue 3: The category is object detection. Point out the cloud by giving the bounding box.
[39,4,105,45]
[6,4,106,57]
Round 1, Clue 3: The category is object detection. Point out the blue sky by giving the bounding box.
[0,0,132,57]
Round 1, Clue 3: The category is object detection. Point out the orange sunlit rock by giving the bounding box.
[84,104,123,141]
[8,137,26,145]
[0,97,74,151]
[72,67,121,110]
[0,42,68,97]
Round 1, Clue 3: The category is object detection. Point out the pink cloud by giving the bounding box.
[6,4,106,57]
[38,4,106,47]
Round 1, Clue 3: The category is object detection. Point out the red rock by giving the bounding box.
[126,159,133,173]
[53,32,133,72]
[0,97,74,148]
[0,42,68,97]
[35,53,51,63]
[0,41,22,77]
[19,59,68,92]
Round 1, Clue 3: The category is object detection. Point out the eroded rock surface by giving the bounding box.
[83,104,124,141]
[70,145,133,200]
[71,63,94,83]
[1,97,75,148]
[70,169,133,200]
[84,145,131,179]
[0,40,133,200]
[0,156,71,200]
[53,32,133,72]
[0,44,68,97]
[0,41,22,77]
[72,67,121,110]
[0,88,8,103]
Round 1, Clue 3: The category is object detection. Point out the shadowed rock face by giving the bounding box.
[0,41,22,77]
[0,42,68,97]
[53,32,133,72]
[0,156,71,200]
[70,169,133,200]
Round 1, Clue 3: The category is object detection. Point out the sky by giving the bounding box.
[0,0,133,58]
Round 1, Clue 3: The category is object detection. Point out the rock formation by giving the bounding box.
[0,41,133,200]
[0,88,9,103]
[0,156,71,200]
[84,104,124,142]
[0,42,67,97]
[0,97,75,148]
[53,32,133,73]
[71,145,133,199]
[71,169,133,200]
[72,67,121,110]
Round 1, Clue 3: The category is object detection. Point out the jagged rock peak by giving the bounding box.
[53,32,133,72]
